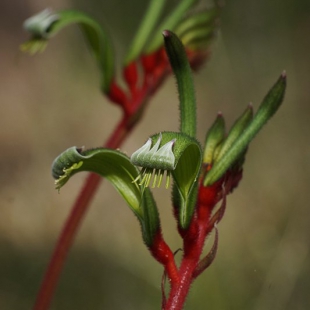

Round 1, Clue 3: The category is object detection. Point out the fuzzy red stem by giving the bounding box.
[164,216,211,309]
[164,183,221,310]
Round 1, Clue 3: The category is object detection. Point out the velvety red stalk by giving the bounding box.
[164,166,244,310]
[164,181,222,310]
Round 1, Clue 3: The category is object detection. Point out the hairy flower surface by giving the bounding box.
[131,133,176,188]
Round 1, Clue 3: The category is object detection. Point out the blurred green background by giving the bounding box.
[1,0,310,309]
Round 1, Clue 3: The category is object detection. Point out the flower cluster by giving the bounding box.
[50,31,286,310]
[22,3,286,309]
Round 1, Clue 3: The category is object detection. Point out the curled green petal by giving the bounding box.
[52,146,143,219]
[204,72,287,186]
[52,146,161,246]
[22,9,114,93]
[131,131,202,228]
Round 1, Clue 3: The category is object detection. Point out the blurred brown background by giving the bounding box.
[1,0,310,309]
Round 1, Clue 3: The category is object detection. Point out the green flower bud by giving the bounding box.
[131,131,202,228]
[203,113,226,165]
[23,9,59,39]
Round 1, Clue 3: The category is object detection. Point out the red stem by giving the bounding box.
[164,218,211,310]
[164,182,221,310]
[164,222,214,309]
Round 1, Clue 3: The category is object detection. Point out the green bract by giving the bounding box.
[52,146,160,247]
[131,131,202,229]
[175,8,219,39]
[52,147,142,216]
[144,0,199,54]
[176,7,220,50]
[125,0,220,61]
[124,0,166,64]
[204,72,287,186]
[214,104,253,163]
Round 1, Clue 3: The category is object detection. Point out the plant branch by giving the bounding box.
[164,181,222,310]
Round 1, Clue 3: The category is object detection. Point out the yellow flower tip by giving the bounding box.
[132,167,171,190]
[54,161,83,190]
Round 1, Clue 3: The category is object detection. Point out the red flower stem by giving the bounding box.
[164,224,213,309]
[164,221,210,309]
[164,184,221,310]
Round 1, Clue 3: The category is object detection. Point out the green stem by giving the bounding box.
[53,10,114,93]
[204,72,286,185]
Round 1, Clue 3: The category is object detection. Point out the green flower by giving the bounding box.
[23,8,60,39]
[51,31,286,241]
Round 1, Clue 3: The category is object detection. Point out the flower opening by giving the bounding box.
[23,8,59,39]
